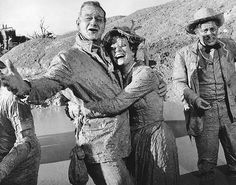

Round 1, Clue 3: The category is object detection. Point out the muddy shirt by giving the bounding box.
[0,86,40,183]
[25,34,130,163]
[86,64,164,128]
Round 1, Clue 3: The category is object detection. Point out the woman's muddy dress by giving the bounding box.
[86,64,180,185]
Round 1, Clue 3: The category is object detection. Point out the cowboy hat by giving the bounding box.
[186,8,224,34]
[103,26,145,51]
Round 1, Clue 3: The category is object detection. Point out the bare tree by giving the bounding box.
[30,18,55,39]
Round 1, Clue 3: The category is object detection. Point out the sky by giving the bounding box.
[0,0,173,36]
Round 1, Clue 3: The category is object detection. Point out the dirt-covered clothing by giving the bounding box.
[86,159,134,185]
[172,38,236,182]
[24,33,131,163]
[0,86,41,185]
[172,38,236,136]
[86,63,180,185]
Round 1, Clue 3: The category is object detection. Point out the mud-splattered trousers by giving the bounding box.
[196,47,236,179]
[173,39,236,182]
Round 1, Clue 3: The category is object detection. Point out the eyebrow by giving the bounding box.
[83,13,103,17]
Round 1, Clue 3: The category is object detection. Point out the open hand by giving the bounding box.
[0,60,30,96]
[65,101,81,120]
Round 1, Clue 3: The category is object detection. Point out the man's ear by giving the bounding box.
[194,28,199,35]
[76,18,81,31]
[76,18,80,26]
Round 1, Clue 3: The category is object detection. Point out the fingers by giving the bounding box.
[68,108,76,119]
[158,90,167,98]
[197,98,211,110]
[159,81,165,88]
[199,106,211,110]
[2,83,18,95]
[158,82,167,98]
[5,59,15,74]
[0,59,17,77]
[67,101,80,118]
[158,85,167,93]
[0,61,7,77]
[75,98,84,106]
[1,77,10,88]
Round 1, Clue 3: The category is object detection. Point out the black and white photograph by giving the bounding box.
[0,0,236,185]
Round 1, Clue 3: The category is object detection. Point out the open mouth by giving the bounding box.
[115,56,124,60]
[115,53,125,59]
[88,28,98,32]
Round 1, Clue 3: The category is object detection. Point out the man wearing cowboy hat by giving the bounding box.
[173,7,236,185]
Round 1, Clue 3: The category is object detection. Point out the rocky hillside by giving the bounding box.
[1,0,236,104]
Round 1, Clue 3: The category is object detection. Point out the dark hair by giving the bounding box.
[104,34,139,69]
[79,1,106,22]
[105,34,138,54]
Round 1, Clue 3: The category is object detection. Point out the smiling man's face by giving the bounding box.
[196,21,219,46]
[78,5,105,41]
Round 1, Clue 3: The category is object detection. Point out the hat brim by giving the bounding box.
[186,13,224,34]
[103,27,145,50]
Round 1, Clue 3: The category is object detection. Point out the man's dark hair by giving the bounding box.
[79,1,106,22]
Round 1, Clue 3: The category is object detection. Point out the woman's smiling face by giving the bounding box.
[110,36,134,66]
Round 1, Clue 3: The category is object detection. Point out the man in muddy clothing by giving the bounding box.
[0,74,41,185]
[173,8,236,185]
[0,1,135,185]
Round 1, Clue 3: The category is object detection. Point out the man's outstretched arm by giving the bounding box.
[0,54,72,105]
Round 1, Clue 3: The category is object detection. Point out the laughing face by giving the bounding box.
[196,21,219,46]
[78,5,105,40]
[110,36,135,66]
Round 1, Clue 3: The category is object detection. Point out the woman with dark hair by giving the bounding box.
[68,27,180,185]
[0,62,41,185]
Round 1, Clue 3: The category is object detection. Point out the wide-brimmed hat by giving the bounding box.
[186,8,224,34]
[103,26,145,51]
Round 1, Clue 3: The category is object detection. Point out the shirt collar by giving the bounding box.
[75,32,102,53]
[198,40,221,53]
